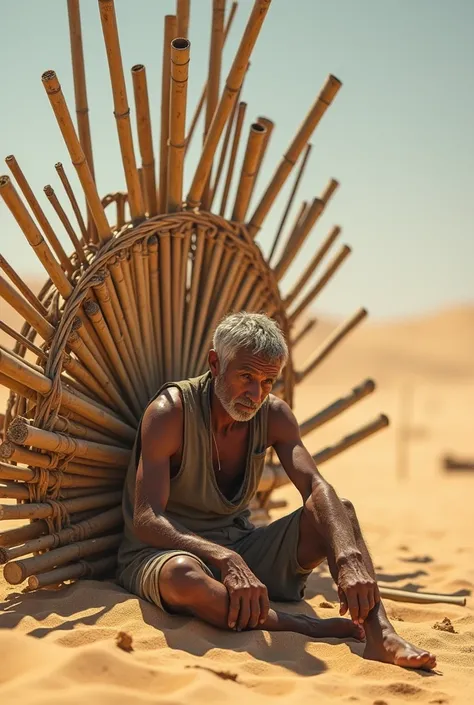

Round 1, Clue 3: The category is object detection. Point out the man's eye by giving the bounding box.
[242,373,252,380]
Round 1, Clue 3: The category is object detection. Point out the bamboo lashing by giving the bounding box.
[0,254,49,318]
[287,244,352,324]
[247,75,342,238]
[186,0,272,208]
[42,71,112,243]
[43,185,88,268]
[159,15,177,213]
[0,489,122,522]
[0,460,117,490]
[299,380,376,437]
[285,225,341,308]
[5,156,74,275]
[167,38,191,213]
[131,65,158,217]
[232,122,267,222]
[98,0,144,223]
[55,162,88,243]
[176,0,190,38]
[219,100,247,216]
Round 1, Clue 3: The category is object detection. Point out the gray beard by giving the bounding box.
[213,373,260,422]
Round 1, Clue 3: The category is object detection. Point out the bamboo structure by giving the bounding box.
[0,0,390,591]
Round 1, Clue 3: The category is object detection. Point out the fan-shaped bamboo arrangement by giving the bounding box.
[0,0,389,591]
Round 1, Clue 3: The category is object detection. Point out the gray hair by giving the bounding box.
[212,311,288,372]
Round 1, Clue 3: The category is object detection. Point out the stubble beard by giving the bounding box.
[214,373,260,422]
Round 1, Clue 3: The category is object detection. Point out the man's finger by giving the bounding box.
[227,592,241,629]
[338,588,348,616]
[347,590,360,623]
[358,590,370,623]
[259,590,270,624]
[237,594,251,632]
[248,595,261,629]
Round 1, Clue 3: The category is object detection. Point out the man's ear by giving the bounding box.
[208,349,219,377]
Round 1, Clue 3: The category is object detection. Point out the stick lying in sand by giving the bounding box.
[379,586,466,607]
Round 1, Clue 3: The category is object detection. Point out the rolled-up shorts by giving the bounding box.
[119,508,314,613]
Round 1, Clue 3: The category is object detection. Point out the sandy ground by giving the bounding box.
[0,299,473,703]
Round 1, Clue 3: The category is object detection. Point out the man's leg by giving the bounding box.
[158,555,363,640]
[297,497,437,670]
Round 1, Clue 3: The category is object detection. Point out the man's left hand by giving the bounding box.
[337,556,380,624]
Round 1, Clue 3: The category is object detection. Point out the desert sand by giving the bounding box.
[0,285,473,704]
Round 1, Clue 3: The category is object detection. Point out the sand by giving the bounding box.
[1,295,473,703]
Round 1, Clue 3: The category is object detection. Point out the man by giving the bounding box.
[117,312,436,670]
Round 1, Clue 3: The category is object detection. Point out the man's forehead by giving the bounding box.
[229,349,281,372]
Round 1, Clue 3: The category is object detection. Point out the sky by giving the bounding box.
[1,0,473,321]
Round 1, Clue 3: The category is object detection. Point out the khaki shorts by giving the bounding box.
[120,508,314,612]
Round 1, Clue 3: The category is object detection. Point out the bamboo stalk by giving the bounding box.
[0,521,48,549]
[0,348,136,442]
[288,244,352,324]
[0,176,73,298]
[285,225,341,307]
[185,1,238,153]
[0,255,49,318]
[4,532,122,585]
[0,460,119,489]
[67,0,97,243]
[299,379,376,437]
[208,86,242,210]
[159,15,177,213]
[42,71,112,243]
[43,185,88,267]
[296,308,368,383]
[5,156,74,275]
[313,414,389,465]
[290,317,317,347]
[131,242,155,387]
[27,554,117,590]
[0,274,55,342]
[186,0,272,209]
[52,414,128,448]
[0,322,46,362]
[247,75,342,238]
[167,38,191,213]
[232,122,267,221]
[148,236,163,385]
[159,233,173,380]
[219,100,247,216]
[267,143,312,265]
[131,64,157,217]
[377,587,466,607]
[0,372,37,404]
[181,225,206,373]
[54,162,88,242]
[98,0,144,222]
[176,0,190,37]
[0,489,122,522]
[252,116,274,190]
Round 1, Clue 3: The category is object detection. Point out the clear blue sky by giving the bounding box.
[1,0,473,320]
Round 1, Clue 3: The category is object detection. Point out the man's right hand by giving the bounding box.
[219,551,270,631]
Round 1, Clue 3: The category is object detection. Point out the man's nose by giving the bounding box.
[246,380,261,404]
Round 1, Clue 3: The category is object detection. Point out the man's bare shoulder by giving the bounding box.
[267,394,300,445]
[142,385,184,434]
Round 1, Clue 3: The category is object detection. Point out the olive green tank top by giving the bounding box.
[117,371,269,580]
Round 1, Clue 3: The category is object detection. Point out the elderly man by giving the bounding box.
[117,312,436,670]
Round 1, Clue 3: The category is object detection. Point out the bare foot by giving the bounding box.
[364,630,436,670]
[290,614,365,641]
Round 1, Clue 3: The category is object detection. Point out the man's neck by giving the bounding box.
[209,380,243,435]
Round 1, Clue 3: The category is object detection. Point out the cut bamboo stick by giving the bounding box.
[0,460,118,489]
[232,122,267,222]
[247,75,342,237]
[27,554,117,590]
[296,308,368,383]
[0,521,48,549]
[288,244,351,324]
[148,236,163,386]
[208,85,242,210]
[0,175,73,298]
[291,317,317,347]
[43,185,88,267]
[98,0,144,222]
[42,71,112,243]
[285,225,341,307]
[0,274,55,342]
[0,254,49,319]
[131,64,158,217]
[219,100,247,216]
[0,322,46,362]
[176,0,190,37]
[54,162,88,243]
[252,116,274,190]
[181,225,206,373]
[131,242,155,386]
[159,15,177,213]
[67,0,97,243]
[5,156,74,275]
[377,587,466,607]
[299,379,376,437]
[159,233,173,380]
[0,489,122,522]
[167,38,191,213]
[0,372,37,405]
[187,0,271,208]
[267,143,312,265]
[312,414,389,465]
[52,414,128,448]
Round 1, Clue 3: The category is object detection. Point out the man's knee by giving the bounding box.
[159,555,208,608]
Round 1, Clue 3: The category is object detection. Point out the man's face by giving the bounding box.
[213,348,282,422]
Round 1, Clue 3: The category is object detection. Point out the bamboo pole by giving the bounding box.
[42,71,112,243]
[296,308,368,383]
[247,75,342,238]
[313,414,389,465]
[291,317,317,347]
[186,0,272,208]
[159,15,177,213]
[267,143,312,265]
[219,101,247,216]
[0,460,117,489]
[377,587,466,607]
[159,233,173,380]
[5,156,74,275]
[285,225,341,308]
[208,86,242,210]
[0,348,136,442]
[185,1,238,153]
[131,65,157,217]
[0,372,37,405]
[0,521,48,549]
[232,122,267,221]
[167,38,191,213]
[43,185,88,267]
[288,244,352,324]
[98,0,144,222]
[28,554,117,590]
[0,255,49,318]
[252,116,274,191]
[299,379,376,437]
[181,225,206,373]
[0,176,73,298]
[148,236,163,385]
[67,0,97,243]
[0,489,122,522]
[0,322,46,363]
[4,532,123,585]
[52,414,128,448]
[131,242,155,386]
[54,162,88,243]
[0,274,55,342]
[176,0,190,38]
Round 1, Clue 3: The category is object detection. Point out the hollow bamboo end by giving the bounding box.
[3,561,24,585]
[0,175,11,189]
[5,155,15,165]
[42,70,58,88]
[250,122,266,134]
[131,64,145,74]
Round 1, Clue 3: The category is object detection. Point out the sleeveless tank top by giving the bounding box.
[117,371,269,578]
